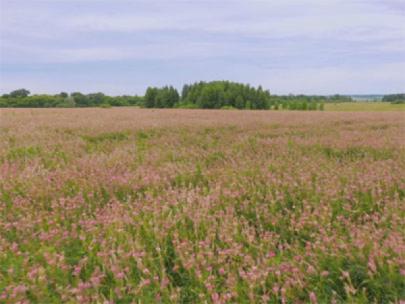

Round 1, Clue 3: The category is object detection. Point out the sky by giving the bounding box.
[0,0,404,95]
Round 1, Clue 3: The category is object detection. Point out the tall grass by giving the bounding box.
[0,109,404,303]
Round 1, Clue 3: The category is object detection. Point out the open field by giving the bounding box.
[0,108,404,303]
[325,102,405,112]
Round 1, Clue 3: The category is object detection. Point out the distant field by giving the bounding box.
[325,102,405,111]
[0,109,404,303]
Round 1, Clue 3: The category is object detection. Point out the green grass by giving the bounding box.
[325,102,405,111]
[1,109,404,303]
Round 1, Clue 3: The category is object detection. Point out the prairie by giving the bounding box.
[324,102,405,112]
[0,108,404,303]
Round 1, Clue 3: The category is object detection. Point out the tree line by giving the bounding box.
[382,94,405,104]
[0,81,359,110]
[0,89,142,108]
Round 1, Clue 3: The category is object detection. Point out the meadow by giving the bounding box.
[324,102,405,112]
[0,108,404,303]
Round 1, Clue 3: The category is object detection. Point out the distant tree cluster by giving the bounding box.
[144,83,349,110]
[382,94,405,104]
[326,94,353,102]
[269,95,327,111]
[0,90,143,108]
[179,81,271,109]
[69,92,142,107]
[1,82,356,109]
[144,86,180,108]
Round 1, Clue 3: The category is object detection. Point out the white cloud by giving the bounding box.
[1,0,404,94]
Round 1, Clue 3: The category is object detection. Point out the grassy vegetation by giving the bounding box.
[325,102,405,111]
[0,109,404,303]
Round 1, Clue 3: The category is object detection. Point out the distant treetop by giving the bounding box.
[0,81,361,109]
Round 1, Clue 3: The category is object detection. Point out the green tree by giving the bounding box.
[57,97,76,108]
[319,102,325,111]
[144,87,158,108]
[10,89,30,98]
[87,93,106,106]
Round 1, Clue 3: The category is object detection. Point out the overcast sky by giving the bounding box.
[1,0,404,95]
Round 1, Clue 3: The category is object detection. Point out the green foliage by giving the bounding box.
[163,236,200,302]
[319,102,325,111]
[144,86,179,108]
[0,95,64,108]
[327,94,353,102]
[0,83,342,110]
[174,102,199,109]
[0,91,143,108]
[81,131,129,153]
[63,239,86,266]
[321,146,393,161]
[0,113,404,303]
[325,102,405,111]
[220,105,237,110]
[181,81,270,109]
[382,93,405,104]
[275,99,321,111]
[56,97,76,108]
[82,132,129,145]
[9,88,30,98]
[6,146,42,161]
[268,95,352,111]
[99,103,112,108]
